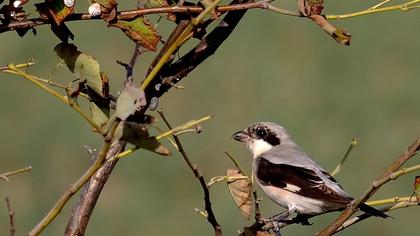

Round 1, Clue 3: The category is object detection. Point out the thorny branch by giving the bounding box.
[317,137,420,236]
[5,197,16,236]
[158,110,222,236]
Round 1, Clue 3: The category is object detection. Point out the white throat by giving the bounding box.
[247,139,273,158]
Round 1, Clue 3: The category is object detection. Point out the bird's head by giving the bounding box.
[232,122,292,158]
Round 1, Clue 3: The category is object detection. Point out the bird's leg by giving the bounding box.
[268,210,292,222]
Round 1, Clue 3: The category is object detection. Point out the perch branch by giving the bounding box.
[158,110,222,236]
[335,197,419,233]
[0,166,32,182]
[317,137,420,236]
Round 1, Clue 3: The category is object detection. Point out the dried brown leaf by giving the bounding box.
[227,169,252,220]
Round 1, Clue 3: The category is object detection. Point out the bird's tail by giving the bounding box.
[359,203,390,218]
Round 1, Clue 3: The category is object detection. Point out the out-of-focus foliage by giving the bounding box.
[0,1,419,236]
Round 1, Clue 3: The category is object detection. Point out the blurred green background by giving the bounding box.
[1,1,419,235]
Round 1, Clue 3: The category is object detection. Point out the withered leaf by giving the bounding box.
[309,15,351,46]
[114,121,171,156]
[227,169,252,220]
[115,85,146,120]
[54,43,103,94]
[110,17,162,51]
[44,0,74,25]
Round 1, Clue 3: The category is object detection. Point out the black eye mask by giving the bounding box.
[255,127,281,146]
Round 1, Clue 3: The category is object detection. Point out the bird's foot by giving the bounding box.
[291,214,313,226]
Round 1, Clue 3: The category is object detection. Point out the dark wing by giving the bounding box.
[256,157,352,205]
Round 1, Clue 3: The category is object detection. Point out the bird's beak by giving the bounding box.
[232,130,250,142]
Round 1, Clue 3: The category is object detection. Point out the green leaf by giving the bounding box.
[89,102,109,128]
[115,121,171,156]
[226,169,252,220]
[110,17,161,51]
[54,43,103,95]
[115,85,146,120]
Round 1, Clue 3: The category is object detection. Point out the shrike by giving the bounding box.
[232,122,388,222]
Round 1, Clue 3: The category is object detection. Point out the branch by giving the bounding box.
[140,0,225,90]
[5,197,16,236]
[0,1,294,34]
[2,65,103,134]
[335,197,419,233]
[28,121,120,236]
[64,141,125,236]
[158,110,222,236]
[0,166,32,182]
[111,115,211,161]
[144,0,251,103]
[326,0,420,20]
[317,137,420,236]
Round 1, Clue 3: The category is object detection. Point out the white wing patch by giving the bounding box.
[285,184,301,192]
[248,139,273,158]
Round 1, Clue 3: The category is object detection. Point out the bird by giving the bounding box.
[232,121,388,223]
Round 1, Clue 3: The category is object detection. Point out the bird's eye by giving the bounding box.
[256,128,268,138]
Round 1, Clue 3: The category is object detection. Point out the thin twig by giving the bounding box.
[331,137,357,176]
[3,65,102,134]
[109,115,211,161]
[224,151,247,176]
[158,110,222,236]
[317,137,420,236]
[326,0,420,20]
[28,121,120,236]
[253,190,261,221]
[5,197,16,236]
[0,166,32,182]
[0,61,35,71]
[335,197,419,233]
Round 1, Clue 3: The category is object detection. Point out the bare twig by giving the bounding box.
[3,65,103,134]
[253,190,261,221]
[317,137,420,236]
[110,115,211,161]
[5,197,16,236]
[326,0,420,20]
[0,166,32,182]
[29,121,120,236]
[0,61,35,71]
[335,197,419,233]
[158,110,222,236]
[331,137,357,176]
